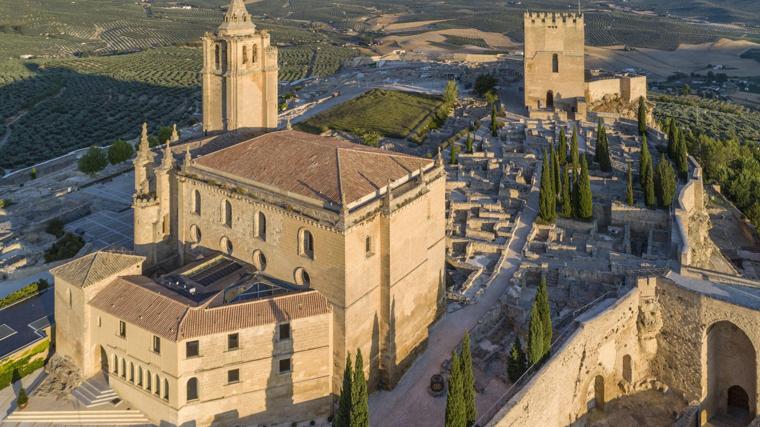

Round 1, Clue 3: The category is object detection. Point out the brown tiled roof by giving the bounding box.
[193,130,432,206]
[50,252,144,289]
[90,276,331,341]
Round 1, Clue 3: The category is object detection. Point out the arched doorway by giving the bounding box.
[727,385,749,415]
[100,347,109,375]
[546,91,554,109]
[586,375,605,411]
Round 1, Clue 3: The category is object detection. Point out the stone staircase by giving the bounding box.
[4,409,151,425]
[72,375,118,408]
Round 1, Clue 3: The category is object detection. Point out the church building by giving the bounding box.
[51,1,446,425]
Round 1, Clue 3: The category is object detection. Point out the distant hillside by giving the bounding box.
[623,0,760,25]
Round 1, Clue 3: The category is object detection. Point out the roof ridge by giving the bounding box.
[336,145,430,160]
[81,252,98,286]
[336,148,345,206]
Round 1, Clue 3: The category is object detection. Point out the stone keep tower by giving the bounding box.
[202,0,278,133]
[523,12,585,111]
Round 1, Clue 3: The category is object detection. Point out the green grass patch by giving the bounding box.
[441,35,489,48]
[297,89,443,139]
[0,279,49,309]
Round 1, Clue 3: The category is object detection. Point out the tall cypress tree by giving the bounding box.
[465,133,473,154]
[637,96,647,136]
[536,277,552,353]
[644,158,656,209]
[539,151,556,223]
[507,336,527,383]
[560,166,573,218]
[570,126,579,172]
[655,154,677,209]
[577,156,593,221]
[626,161,634,206]
[572,168,580,218]
[490,107,498,137]
[640,134,651,190]
[677,133,689,180]
[334,354,353,427]
[526,300,545,365]
[597,124,612,172]
[445,352,466,427]
[594,122,602,164]
[551,145,560,197]
[558,128,567,166]
[460,332,477,426]
[351,350,369,427]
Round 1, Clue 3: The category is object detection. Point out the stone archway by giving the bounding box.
[586,375,605,411]
[702,320,757,421]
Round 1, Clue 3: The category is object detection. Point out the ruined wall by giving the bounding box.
[611,202,669,234]
[673,157,705,267]
[586,79,621,103]
[488,289,646,426]
[621,76,647,103]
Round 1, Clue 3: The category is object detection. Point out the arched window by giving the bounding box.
[112,355,118,373]
[256,212,267,241]
[155,374,161,395]
[222,200,232,227]
[295,268,311,287]
[252,250,267,271]
[242,46,249,64]
[163,379,169,401]
[220,236,233,255]
[192,189,201,215]
[552,53,559,73]
[299,229,314,259]
[129,362,134,382]
[138,367,143,386]
[190,224,202,244]
[251,44,258,64]
[187,378,198,401]
[215,44,221,69]
[146,370,152,391]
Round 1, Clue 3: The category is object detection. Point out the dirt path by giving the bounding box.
[0,87,66,148]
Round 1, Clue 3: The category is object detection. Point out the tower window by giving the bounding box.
[251,44,258,64]
[222,199,232,227]
[186,340,199,358]
[215,44,221,69]
[220,236,233,255]
[299,229,314,259]
[228,333,239,351]
[242,46,248,64]
[365,236,374,256]
[187,378,198,401]
[190,224,202,244]
[192,189,201,215]
[227,369,240,384]
[279,358,292,374]
[295,268,311,288]
[256,212,267,241]
[552,54,559,73]
[118,320,126,338]
[278,323,291,341]
[152,336,161,354]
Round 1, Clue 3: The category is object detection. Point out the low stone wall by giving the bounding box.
[611,201,669,234]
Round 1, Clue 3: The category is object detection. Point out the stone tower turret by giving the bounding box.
[202,0,278,133]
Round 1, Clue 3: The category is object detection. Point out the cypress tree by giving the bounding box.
[640,134,651,189]
[334,354,353,427]
[445,352,466,427]
[491,107,498,137]
[558,128,567,166]
[450,145,459,165]
[626,161,634,206]
[637,96,647,135]
[570,126,579,172]
[526,300,545,365]
[644,159,656,209]
[677,133,689,180]
[560,166,573,218]
[351,350,369,427]
[460,332,477,426]
[551,145,560,197]
[572,168,580,218]
[465,133,473,154]
[539,151,556,223]
[577,156,593,221]
[536,277,552,353]
[596,123,612,172]
[594,122,602,164]
[507,336,527,383]
[655,154,677,209]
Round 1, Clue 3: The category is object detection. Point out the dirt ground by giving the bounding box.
[586,39,760,79]
[378,28,519,55]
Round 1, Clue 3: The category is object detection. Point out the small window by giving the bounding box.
[187,377,198,401]
[256,212,267,241]
[155,374,160,395]
[162,214,169,235]
[300,229,314,259]
[152,336,161,354]
[215,44,221,69]
[252,250,267,272]
[163,379,169,400]
[190,224,202,244]
[222,199,232,227]
[118,320,126,338]
[279,358,291,374]
[121,358,126,378]
[146,370,152,391]
[242,45,249,64]
[98,316,102,327]
[186,340,199,358]
[295,268,311,287]
[129,362,134,382]
[251,44,258,64]
[228,333,239,351]
[365,236,374,256]
[68,289,72,307]
[552,53,559,73]
[192,189,201,215]
[220,236,233,255]
[112,355,118,373]
[227,369,240,384]
[138,367,143,386]
[279,323,291,341]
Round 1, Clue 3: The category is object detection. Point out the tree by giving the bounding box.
[640,135,651,190]
[461,332,477,426]
[78,146,108,176]
[676,132,689,180]
[490,107,498,137]
[445,351,466,427]
[560,166,573,218]
[526,299,545,365]
[443,80,459,106]
[465,133,473,154]
[558,128,567,166]
[570,126,579,171]
[450,145,460,165]
[506,336,527,383]
[644,158,656,209]
[157,126,173,145]
[484,90,498,108]
[551,146,560,196]
[108,139,134,165]
[576,156,593,221]
[626,161,635,206]
[16,385,28,409]
[655,154,677,209]
[637,96,647,135]
[536,277,552,352]
[473,74,498,97]
[334,354,353,427]
[596,122,612,172]
[350,350,369,427]
[148,135,160,148]
[539,151,556,223]
[30,167,37,180]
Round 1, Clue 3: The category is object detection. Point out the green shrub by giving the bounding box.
[44,233,84,263]
[0,199,11,209]
[0,279,49,309]
[16,386,28,407]
[107,139,134,165]
[45,219,64,238]
[78,146,107,176]
[157,126,172,145]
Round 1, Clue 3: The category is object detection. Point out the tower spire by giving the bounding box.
[218,0,256,36]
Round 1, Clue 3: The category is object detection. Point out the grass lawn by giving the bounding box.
[297,89,443,139]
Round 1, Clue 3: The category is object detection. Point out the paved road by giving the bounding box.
[368,162,540,427]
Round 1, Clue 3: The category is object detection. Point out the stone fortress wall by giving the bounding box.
[586,75,647,103]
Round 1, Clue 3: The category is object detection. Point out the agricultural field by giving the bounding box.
[297,89,443,139]
[741,48,760,63]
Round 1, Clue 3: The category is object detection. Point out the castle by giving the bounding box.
[523,11,647,121]
[51,1,445,425]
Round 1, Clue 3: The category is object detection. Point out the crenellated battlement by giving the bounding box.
[524,11,583,26]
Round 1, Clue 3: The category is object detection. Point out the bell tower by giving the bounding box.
[202,0,278,133]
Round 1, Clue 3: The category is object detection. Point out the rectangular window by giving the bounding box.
[186,340,199,358]
[227,369,240,384]
[365,236,374,256]
[98,316,102,327]
[278,323,291,341]
[227,333,239,351]
[278,357,291,374]
[118,320,126,338]
[152,336,161,354]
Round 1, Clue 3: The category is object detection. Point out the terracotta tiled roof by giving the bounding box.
[193,130,432,206]
[90,276,331,341]
[50,252,144,289]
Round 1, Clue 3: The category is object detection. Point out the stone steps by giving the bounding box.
[4,409,151,425]
[72,376,119,408]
